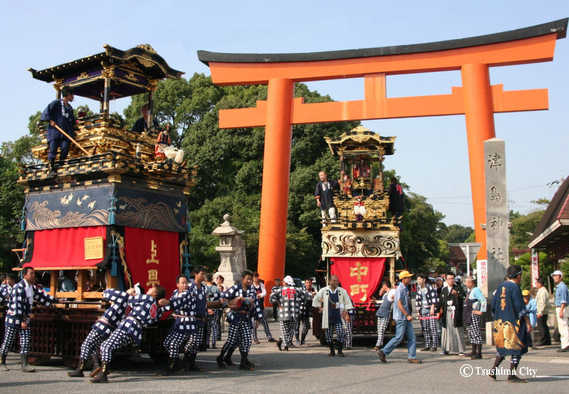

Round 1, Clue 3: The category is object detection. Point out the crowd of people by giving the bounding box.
[373,266,569,383]
[1,265,568,384]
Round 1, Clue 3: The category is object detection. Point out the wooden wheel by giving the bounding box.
[28,355,51,366]
[62,356,79,369]
[148,352,168,364]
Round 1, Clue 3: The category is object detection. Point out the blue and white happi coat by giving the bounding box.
[115,294,163,345]
[222,283,256,327]
[5,279,55,328]
[91,289,130,337]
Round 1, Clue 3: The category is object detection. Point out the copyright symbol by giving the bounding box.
[460,364,473,378]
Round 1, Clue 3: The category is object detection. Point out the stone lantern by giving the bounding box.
[211,214,247,285]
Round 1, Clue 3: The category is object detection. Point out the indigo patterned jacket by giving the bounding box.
[415,283,439,310]
[222,283,256,326]
[91,289,130,336]
[5,279,55,328]
[116,294,164,345]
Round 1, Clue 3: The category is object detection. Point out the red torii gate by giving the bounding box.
[198,19,567,291]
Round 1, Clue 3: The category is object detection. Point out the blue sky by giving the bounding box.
[1,0,568,227]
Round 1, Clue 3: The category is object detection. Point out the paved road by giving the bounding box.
[2,321,569,393]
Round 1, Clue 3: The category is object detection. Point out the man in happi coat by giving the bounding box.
[250,272,275,344]
[270,276,312,351]
[0,267,56,372]
[215,270,257,371]
[312,275,354,357]
[91,285,168,383]
[489,265,532,383]
[41,86,76,175]
[68,286,139,377]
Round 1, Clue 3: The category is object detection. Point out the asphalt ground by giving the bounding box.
[2,320,569,393]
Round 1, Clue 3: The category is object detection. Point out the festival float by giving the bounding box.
[3,44,195,366]
[313,126,400,342]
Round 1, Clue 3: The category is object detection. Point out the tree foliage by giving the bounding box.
[509,209,545,250]
[0,155,25,271]
[123,75,359,277]
[399,192,445,272]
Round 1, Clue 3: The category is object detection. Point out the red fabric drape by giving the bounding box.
[24,226,106,268]
[330,257,386,302]
[124,227,179,297]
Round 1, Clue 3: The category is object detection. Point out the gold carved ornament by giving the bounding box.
[113,231,133,289]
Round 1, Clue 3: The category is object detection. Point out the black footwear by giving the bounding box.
[420,347,430,352]
[224,349,236,366]
[68,358,87,377]
[89,353,101,378]
[431,347,437,352]
[276,339,283,351]
[216,354,226,369]
[328,343,335,357]
[489,355,505,380]
[378,350,386,363]
[211,345,218,349]
[337,343,344,357]
[181,353,190,372]
[1,354,9,371]
[288,343,297,348]
[508,365,527,383]
[240,351,255,368]
[471,344,482,360]
[21,355,35,373]
[239,352,254,371]
[268,338,276,343]
[48,160,57,177]
[157,357,179,376]
[465,344,477,357]
[90,361,109,383]
[188,353,204,372]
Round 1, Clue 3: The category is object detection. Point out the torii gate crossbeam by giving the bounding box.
[198,19,567,294]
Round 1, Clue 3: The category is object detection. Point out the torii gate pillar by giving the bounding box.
[258,78,294,285]
[462,63,496,255]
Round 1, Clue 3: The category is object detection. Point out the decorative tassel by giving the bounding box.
[186,209,192,232]
[20,199,28,231]
[109,232,119,277]
[108,190,117,225]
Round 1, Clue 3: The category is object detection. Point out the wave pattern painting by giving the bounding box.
[116,197,185,232]
[26,201,109,230]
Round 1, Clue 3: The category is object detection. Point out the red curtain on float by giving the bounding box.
[24,226,107,268]
[330,257,386,303]
[124,227,180,297]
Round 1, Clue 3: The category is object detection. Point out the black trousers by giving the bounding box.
[536,314,551,345]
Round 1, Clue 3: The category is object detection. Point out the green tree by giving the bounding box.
[438,223,474,244]
[0,155,25,271]
[516,251,549,290]
[123,75,358,276]
[509,209,545,251]
[124,74,224,147]
[399,192,445,272]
